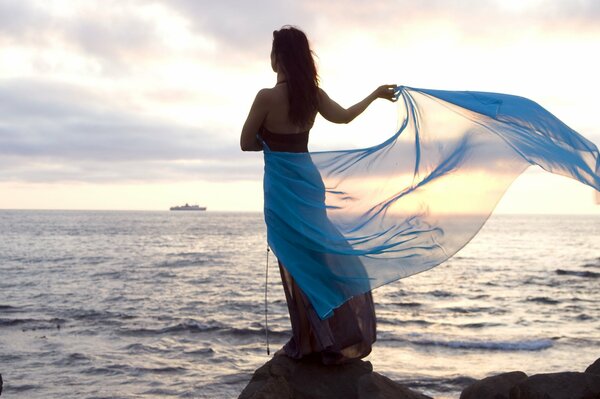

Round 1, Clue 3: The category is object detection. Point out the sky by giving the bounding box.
[0,0,599,213]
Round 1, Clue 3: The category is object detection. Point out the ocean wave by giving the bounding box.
[0,353,23,362]
[185,277,213,284]
[555,269,600,278]
[223,327,289,338]
[83,364,186,376]
[141,388,182,396]
[459,322,503,329]
[124,343,173,354]
[81,255,112,265]
[377,317,433,326]
[156,258,209,268]
[7,255,75,264]
[136,366,187,375]
[392,302,422,308]
[5,383,39,393]
[400,375,478,393]
[443,306,507,315]
[69,309,136,322]
[582,257,600,268]
[0,317,65,330]
[118,319,226,336]
[0,304,22,313]
[386,289,409,298]
[90,270,123,278]
[173,251,207,257]
[525,296,560,305]
[119,320,290,337]
[153,271,177,278]
[381,333,553,351]
[185,347,215,356]
[429,290,455,297]
[52,352,92,367]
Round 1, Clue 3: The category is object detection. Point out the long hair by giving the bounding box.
[272,26,319,127]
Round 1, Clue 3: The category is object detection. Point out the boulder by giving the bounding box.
[357,372,432,399]
[460,371,528,399]
[586,358,600,376]
[509,372,600,399]
[239,354,432,399]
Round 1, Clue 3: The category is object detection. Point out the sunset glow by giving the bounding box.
[0,0,598,213]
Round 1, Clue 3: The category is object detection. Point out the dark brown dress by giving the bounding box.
[260,126,377,365]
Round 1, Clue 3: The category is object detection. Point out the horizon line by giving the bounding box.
[1,208,599,216]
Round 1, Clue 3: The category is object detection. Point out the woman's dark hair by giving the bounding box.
[272,26,319,127]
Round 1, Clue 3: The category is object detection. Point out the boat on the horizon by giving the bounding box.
[169,203,207,211]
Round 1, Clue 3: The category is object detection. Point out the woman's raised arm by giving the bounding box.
[317,85,397,124]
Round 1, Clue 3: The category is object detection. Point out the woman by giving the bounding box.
[240,26,397,364]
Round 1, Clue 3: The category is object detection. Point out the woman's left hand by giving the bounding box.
[374,84,398,102]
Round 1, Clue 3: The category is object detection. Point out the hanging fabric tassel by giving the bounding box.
[264,245,270,355]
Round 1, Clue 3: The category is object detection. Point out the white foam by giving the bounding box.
[384,332,553,351]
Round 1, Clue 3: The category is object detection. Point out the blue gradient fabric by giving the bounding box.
[261,86,600,320]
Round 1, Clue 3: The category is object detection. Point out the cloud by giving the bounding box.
[0,155,262,183]
[305,0,600,49]
[0,78,261,183]
[0,0,597,188]
[1,0,598,74]
[0,0,170,73]
[164,0,314,56]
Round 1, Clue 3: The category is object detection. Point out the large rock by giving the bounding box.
[509,372,600,399]
[239,354,432,399]
[586,358,600,376]
[460,371,528,399]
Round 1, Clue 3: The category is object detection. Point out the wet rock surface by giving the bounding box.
[238,354,432,399]
[459,357,600,399]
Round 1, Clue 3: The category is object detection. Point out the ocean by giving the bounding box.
[0,210,599,398]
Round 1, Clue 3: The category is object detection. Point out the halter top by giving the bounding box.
[260,126,309,153]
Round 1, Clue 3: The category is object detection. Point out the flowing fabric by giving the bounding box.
[262,86,600,320]
[260,125,377,364]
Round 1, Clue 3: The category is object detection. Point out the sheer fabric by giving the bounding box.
[261,86,600,320]
[259,127,377,364]
[277,261,376,364]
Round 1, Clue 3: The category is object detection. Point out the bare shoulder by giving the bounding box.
[317,87,328,99]
[317,87,333,106]
[317,87,336,108]
[255,88,274,102]
[249,89,275,114]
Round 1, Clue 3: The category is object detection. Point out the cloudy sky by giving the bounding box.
[1,0,599,212]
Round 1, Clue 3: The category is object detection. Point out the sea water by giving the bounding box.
[0,210,598,398]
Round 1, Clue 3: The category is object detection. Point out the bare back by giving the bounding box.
[262,84,316,134]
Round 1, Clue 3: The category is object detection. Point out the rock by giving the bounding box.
[509,372,600,399]
[357,372,432,399]
[460,371,528,399]
[239,354,432,399]
[586,358,600,376]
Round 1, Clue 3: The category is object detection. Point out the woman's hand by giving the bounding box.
[373,84,398,102]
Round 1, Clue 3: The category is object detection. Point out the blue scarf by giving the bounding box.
[261,86,600,320]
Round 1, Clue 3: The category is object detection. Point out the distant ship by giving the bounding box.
[169,203,207,211]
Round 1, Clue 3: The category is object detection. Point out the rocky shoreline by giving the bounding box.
[239,355,600,399]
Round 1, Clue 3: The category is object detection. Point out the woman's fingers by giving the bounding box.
[378,84,397,101]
